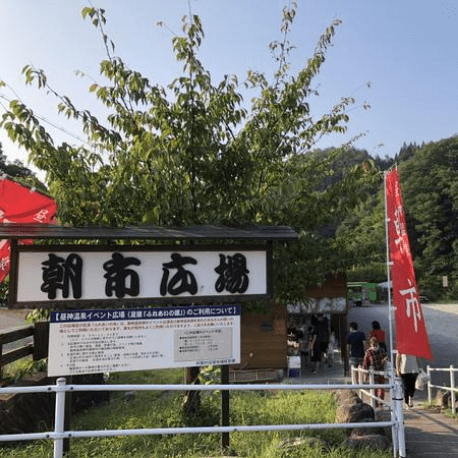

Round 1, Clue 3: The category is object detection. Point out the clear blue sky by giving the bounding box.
[1,0,457,177]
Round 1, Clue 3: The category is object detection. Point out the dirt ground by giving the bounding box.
[0,308,32,330]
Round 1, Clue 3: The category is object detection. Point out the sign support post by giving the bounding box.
[221,365,230,450]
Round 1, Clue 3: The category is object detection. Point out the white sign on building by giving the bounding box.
[48,305,241,377]
[13,245,269,307]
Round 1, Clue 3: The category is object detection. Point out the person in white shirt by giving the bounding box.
[396,353,420,408]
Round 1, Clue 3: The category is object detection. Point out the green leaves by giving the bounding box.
[0,5,373,301]
[22,65,47,88]
[81,6,106,28]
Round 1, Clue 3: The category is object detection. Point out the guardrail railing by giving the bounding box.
[427,365,458,414]
[0,377,406,458]
[351,365,392,411]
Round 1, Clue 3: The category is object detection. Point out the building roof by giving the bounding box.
[0,224,297,242]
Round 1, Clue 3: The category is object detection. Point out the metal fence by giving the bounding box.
[0,376,407,458]
[427,364,458,414]
[351,364,393,410]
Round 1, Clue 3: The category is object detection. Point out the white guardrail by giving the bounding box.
[0,376,408,458]
[427,365,458,414]
[351,365,393,410]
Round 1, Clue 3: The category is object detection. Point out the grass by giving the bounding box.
[2,356,48,384]
[0,368,392,458]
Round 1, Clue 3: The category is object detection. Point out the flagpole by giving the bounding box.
[384,170,395,365]
[385,168,407,458]
[385,170,396,454]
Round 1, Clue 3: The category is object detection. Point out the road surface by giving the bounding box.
[348,302,458,389]
[0,308,31,331]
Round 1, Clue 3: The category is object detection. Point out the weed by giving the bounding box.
[2,357,47,384]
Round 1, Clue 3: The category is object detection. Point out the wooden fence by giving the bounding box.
[0,322,49,381]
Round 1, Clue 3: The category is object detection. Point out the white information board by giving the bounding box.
[48,305,241,377]
[16,247,267,304]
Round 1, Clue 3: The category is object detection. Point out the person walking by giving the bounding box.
[369,321,387,352]
[396,352,420,408]
[327,325,337,367]
[362,336,388,407]
[310,314,330,373]
[346,322,366,382]
[299,326,312,377]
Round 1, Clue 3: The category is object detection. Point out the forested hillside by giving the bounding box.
[336,136,458,301]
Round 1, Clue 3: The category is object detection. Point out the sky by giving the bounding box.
[0,0,457,179]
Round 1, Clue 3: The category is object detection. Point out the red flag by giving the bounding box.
[0,177,57,282]
[386,169,433,360]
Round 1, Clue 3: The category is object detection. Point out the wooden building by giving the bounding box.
[230,273,349,380]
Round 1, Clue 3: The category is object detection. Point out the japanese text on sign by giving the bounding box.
[15,246,268,305]
[48,305,241,376]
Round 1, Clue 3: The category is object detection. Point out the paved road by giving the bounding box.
[403,406,458,457]
[0,308,31,331]
[348,302,458,394]
[0,308,33,353]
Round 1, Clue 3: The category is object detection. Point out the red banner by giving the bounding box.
[0,178,57,282]
[386,169,433,360]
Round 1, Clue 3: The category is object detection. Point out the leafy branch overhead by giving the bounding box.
[0,3,374,299]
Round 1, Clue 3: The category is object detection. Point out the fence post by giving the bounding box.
[358,365,363,398]
[54,377,66,458]
[451,365,456,415]
[0,343,3,383]
[351,365,356,385]
[369,367,375,410]
[221,365,230,450]
[392,377,406,458]
[427,365,432,405]
[389,370,398,458]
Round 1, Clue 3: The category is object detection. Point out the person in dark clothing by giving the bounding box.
[346,321,366,382]
[310,314,330,373]
[299,327,312,377]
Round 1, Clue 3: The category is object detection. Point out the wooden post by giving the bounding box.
[221,365,230,450]
[8,240,18,308]
[0,342,3,383]
[183,367,200,414]
[63,375,72,455]
[33,321,50,361]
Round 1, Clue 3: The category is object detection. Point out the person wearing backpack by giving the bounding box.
[363,336,388,407]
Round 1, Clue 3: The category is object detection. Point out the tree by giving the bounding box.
[397,136,458,299]
[0,3,372,301]
[336,190,387,283]
[335,135,458,299]
[0,142,47,191]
